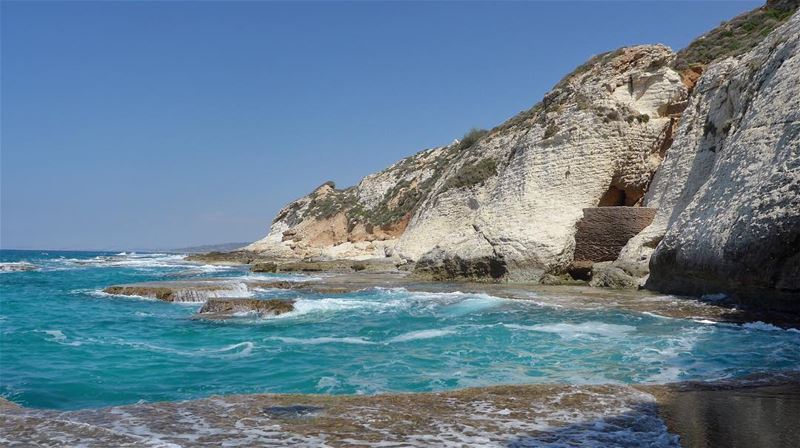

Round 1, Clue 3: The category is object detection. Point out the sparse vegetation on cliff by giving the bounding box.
[674,1,798,71]
[442,158,498,192]
[300,127,493,226]
[455,128,488,152]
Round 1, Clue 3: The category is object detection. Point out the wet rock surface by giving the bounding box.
[2,374,798,447]
[0,262,37,272]
[103,281,249,303]
[185,251,269,265]
[196,298,295,318]
[642,373,800,448]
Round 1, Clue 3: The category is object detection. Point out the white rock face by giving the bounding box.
[398,46,687,280]
[640,13,800,307]
[607,60,739,285]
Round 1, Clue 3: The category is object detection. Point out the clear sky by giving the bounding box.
[1,0,761,250]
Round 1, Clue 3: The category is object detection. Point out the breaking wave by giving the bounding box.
[504,322,637,339]
[0,261,37,273]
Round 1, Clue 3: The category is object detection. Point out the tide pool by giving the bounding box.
[1,250,799,410]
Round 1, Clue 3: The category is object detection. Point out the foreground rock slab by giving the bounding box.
[2,373,798,447]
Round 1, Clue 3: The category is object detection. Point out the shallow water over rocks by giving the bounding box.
[2,250,799,446]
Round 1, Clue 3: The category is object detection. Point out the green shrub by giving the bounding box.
[351,263,367,271]
[456,128,488,152]
[543,123,559,140]
[674,3,798,71]
[442,158,498,192]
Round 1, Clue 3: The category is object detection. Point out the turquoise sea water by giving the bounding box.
[1,250,799,411]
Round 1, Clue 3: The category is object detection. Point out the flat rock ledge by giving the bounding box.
[103,283,244,302]
[1,372,798,447]
[196,298,295,319]
[103,279,367,302]
[185,250,409,274]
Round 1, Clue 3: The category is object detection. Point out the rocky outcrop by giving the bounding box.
[196,298,294,318]
[246,45,686,282]
[640,13,800,310]
[103,281,250,302]
[244,145,460,260]
[185,251,266,265]
[104,279,367,302]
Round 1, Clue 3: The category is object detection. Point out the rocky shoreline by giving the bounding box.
[2,372,798,447]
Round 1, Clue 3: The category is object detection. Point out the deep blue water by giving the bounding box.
[1,250,799,411]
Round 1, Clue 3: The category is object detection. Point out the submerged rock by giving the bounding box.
[0,262,36,272]
[196,298,294,318]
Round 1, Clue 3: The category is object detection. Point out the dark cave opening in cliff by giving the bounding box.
[598,185,644,206]
[598,186,627,206]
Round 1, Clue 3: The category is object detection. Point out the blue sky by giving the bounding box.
[1,0,761,250]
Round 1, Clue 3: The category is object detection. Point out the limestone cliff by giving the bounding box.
[247,45,687,274]
[245,2,799,303]
[397,45,686,280]
[639,12,800,310]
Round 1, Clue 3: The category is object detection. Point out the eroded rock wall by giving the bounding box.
[642,13,800,309]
